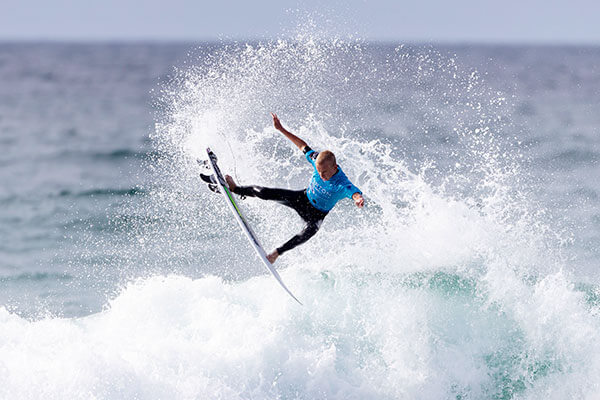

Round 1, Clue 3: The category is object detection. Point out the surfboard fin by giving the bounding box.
[207,183,221,194]
[197,159,211,170]
[200,173,217,184]
[199,173,221,194]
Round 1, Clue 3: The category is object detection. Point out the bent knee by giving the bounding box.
[303,222,322,236]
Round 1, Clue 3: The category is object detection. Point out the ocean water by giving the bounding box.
[0,37,599,399]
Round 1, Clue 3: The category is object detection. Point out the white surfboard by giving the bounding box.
[205,148,302,305]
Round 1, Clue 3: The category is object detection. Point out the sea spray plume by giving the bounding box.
[150,37,388,267]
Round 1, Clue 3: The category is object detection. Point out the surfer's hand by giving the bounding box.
[353,193,364,208]
[271,112,283,131]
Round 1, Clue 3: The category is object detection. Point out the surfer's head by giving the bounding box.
[316,151,338,181]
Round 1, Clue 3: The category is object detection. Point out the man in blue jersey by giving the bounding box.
[225,113,364,263]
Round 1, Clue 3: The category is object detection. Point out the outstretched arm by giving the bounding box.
[271,113,308,151]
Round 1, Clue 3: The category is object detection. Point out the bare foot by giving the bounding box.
[267,250,279,264]
[225,175,237,191]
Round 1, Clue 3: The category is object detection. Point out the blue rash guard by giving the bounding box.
[304,147,362,212]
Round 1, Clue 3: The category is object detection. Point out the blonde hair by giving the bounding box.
[316,150,336,167]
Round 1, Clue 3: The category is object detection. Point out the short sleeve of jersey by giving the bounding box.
[303,146,319,166]
[342,179,362,199]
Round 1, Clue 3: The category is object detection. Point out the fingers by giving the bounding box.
[271,113,281,124]
[271,113,282,131]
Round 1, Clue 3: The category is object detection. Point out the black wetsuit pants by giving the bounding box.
[232,186,328,255]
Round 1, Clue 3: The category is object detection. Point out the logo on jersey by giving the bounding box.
[309,180,333,198]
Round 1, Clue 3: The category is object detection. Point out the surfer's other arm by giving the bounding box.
[271,113,308,151]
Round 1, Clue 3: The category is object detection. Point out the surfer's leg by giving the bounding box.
[276,219,323,255]
[233,185,301,205]
[226,175,301,206]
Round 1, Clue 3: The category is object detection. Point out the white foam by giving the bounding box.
[2,258,599,399]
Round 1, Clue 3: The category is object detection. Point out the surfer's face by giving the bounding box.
[316,160,338,181]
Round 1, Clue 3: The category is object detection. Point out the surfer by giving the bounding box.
[225,113,364,263]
